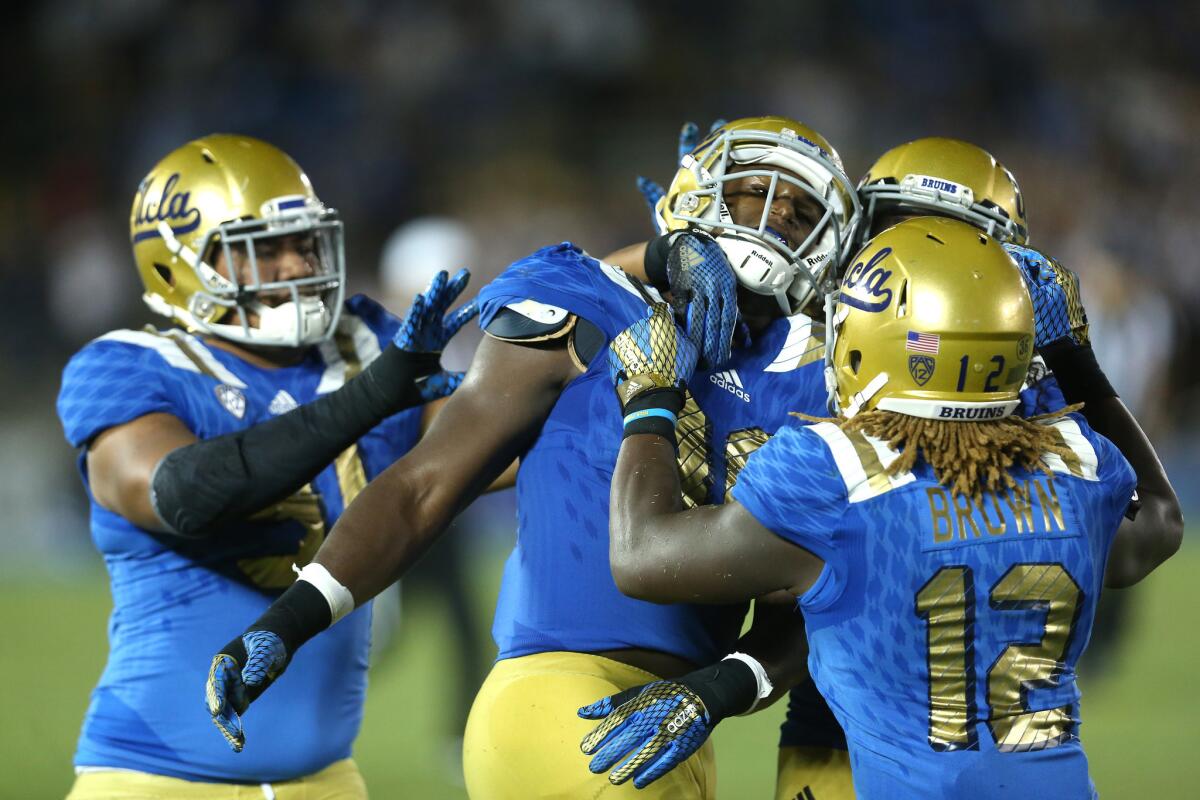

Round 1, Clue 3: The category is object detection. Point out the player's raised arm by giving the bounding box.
[206,330,577,750]
[575,304,820,790]
[605,304,821,604]
[1011,247,1183,587]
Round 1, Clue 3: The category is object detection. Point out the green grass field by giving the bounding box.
[4,540,1197,798]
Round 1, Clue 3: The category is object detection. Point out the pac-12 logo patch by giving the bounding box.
[908,355,936,386]
[214,384,246,419]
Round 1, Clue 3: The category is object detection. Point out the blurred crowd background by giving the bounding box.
[1,0,1197,795]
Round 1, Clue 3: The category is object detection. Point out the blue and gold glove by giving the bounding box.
[1004,244,1116,405]
[609,303,699,443]
[393,268,479,402]
[206,630,290,753]
[609,304,699,404]
[636,119,729,235]
[637,176,667,233]
[642,232,739,369]
[579,658,757,789]
[1004,244,1089,349]
[669,231,739,369]
[206,578,333,752]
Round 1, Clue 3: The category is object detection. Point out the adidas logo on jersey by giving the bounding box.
[268,390,299,415]
[710,370,751,402]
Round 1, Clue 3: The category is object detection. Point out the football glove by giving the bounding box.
[206,630,290,753]
[637,176,667,234]
[393,268,479,402]
[579,657,757,789]
[636,119,730,236]
[665,231,738,370]
[609,303,699,411]
[206,577,333,752]
[1004,244,1090,349]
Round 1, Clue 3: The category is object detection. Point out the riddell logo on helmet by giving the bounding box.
[710,370,751,402]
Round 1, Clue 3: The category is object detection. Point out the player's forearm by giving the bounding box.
[609,433,689,601]
[316,458,455,604]
[1073,397,1183,587]
[1040,339,1184,587]
[151,344,431,537]
[733,593,809,708]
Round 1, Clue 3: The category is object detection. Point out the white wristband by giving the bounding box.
[723,652,774,715]
[295,562,355,625]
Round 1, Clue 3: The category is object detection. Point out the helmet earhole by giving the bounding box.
[896,280,908,318]
[153,263,175,288]
[849,350,862,375]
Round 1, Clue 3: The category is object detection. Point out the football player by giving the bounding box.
[57,135,476,799]
[781,135,1050,800]
[204,116,862,798]
[615,132,1049,800]
[588,217,1181,799]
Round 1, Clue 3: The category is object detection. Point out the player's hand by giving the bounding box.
[579,680,714,789]
[636,120,730,234]
[205,631,291,753]
[1004,244,1090,349]
[609,303,699,410]
[393,268,479,401]
[637,176,668,234]
[666,231,738,369]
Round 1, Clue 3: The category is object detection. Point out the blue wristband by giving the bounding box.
[623,407,678,428]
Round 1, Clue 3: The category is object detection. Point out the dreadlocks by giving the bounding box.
[796,405,1083,503]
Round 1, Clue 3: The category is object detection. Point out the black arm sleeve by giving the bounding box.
[151,345,438,538]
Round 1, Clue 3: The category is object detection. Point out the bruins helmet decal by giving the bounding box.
[858,137,1028,245]
[656,116,861,314]
[130,134,346,348]
[826,217,1034,420]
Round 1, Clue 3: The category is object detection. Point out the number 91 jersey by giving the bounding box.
[732,412,1136,800]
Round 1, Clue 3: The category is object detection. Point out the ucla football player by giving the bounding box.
[618,132,1045,799]
[586,217,1181,799]
[205,116,862,798]
[57,135,476,798]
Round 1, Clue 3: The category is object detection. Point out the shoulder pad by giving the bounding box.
[485,301,575,342]
[569,317,606,368]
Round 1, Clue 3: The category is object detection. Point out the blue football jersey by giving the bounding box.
[477,243,828,666]
[56,295,422,783]
[733,413,1136,799]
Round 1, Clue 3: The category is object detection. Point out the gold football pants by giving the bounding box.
[463,651,716,799]
[65,758,366,800]
[775,746,855,800]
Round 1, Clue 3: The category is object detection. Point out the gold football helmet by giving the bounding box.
[858,137,1028,245]
[130,134,345,347]
[829,217,1034,419]
[656,116,861,314]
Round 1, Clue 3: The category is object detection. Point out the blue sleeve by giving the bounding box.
[343,293,401,348]
[477,243,611,333]
[57,337,183,448]
[730,422,847,565]
[1075,414,1138,524]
